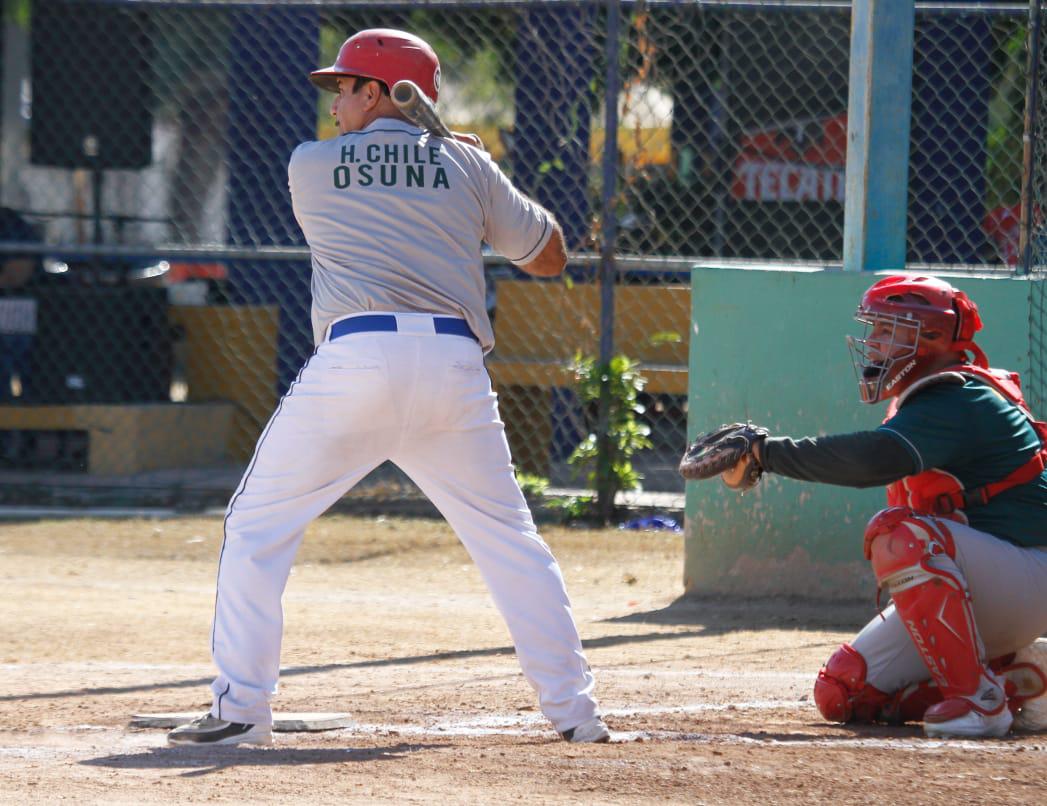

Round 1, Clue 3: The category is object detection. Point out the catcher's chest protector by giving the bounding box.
[886,364,1047,517]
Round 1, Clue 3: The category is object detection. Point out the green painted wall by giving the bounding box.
[684,266,1035,599]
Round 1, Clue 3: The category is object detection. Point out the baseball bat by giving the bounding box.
[391,80,452,138]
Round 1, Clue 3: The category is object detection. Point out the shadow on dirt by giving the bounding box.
[735,724,924,743]
[603,594,878,633]
[79,741,449,776]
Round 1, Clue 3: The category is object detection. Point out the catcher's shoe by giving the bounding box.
[559,716,611,743]
[167,713,273,747]
[923,676,1012,739]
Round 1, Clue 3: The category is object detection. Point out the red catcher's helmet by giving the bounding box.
[309,29,441,102]
[847,275,986,403]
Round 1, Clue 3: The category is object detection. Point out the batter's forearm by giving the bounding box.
[760,430,916,487]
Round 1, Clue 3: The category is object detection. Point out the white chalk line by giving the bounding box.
[0,704,1044,761]
[345,704,800,738]
[349,703,803,738]
[289,710,1047,753]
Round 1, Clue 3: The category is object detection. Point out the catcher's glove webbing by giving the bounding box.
[678,422,769,491]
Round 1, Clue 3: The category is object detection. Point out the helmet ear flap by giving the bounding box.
[953,291,983,342]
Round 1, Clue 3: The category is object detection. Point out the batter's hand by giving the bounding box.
[679,422,769,492]
[452,131,486,151]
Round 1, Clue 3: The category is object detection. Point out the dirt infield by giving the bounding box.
[1,514,1044,804]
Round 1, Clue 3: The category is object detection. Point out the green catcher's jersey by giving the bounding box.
[879,377,1047,548]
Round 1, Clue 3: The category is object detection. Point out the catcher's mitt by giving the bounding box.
[678,422,769,491]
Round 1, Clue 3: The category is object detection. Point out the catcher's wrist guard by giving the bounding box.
[678,422,769,492]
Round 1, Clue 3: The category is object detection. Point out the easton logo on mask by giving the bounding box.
[885,359,917,392]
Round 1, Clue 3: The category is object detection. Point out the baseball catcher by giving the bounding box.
[681,275,1047,738]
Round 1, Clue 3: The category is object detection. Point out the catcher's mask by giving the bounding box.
[846,275,985,404]
[310,28,441,103]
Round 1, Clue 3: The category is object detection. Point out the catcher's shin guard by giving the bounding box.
[864,508,1010,736]
[814,644,891,723]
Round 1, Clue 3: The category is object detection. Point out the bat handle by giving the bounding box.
[392,82,413,106]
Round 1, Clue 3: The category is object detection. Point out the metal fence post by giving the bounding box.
[843,0,915,272]
[1022,0,1043,276]
[596,0,621,524]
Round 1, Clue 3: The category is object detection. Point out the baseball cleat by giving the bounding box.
[167,713,273,747]
[923,697,1013,739]
[559,716,611,743]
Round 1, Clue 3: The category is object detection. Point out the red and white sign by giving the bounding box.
[731,113,847,203]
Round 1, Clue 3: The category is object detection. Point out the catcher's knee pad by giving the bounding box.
[864,506,960,594]
[814,644,890,723]
[865,509,990,701]
[863,506,956,570]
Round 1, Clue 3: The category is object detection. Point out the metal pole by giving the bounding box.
[596,0,621,524]
[1021,0,1043,275]
[842,0,915,272]
[713,20,731,256]
[91,165,104,246]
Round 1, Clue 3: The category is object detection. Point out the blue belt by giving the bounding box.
[329,314,478,342]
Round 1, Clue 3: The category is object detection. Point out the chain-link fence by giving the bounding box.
[0,0,1037,511]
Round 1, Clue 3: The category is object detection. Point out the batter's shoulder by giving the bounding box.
[440,136,494,167]
[290,138,330,161]
[288,138,345,178]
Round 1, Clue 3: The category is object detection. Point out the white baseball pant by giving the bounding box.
[208,312,600,732]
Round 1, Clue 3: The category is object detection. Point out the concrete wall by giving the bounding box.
[684,265,1035,599]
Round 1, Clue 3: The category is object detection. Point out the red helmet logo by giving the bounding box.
[310,29,441,102]
[847,275,985,403]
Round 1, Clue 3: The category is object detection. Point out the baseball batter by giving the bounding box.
[169,29,610,746]
[681,275,1047,738]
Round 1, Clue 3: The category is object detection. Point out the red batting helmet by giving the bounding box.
[309,29,441,102]
[847,275,986,403]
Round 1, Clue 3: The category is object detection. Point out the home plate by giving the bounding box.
[130,713,354,732]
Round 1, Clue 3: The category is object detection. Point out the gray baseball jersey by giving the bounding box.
[288,118,553,352]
